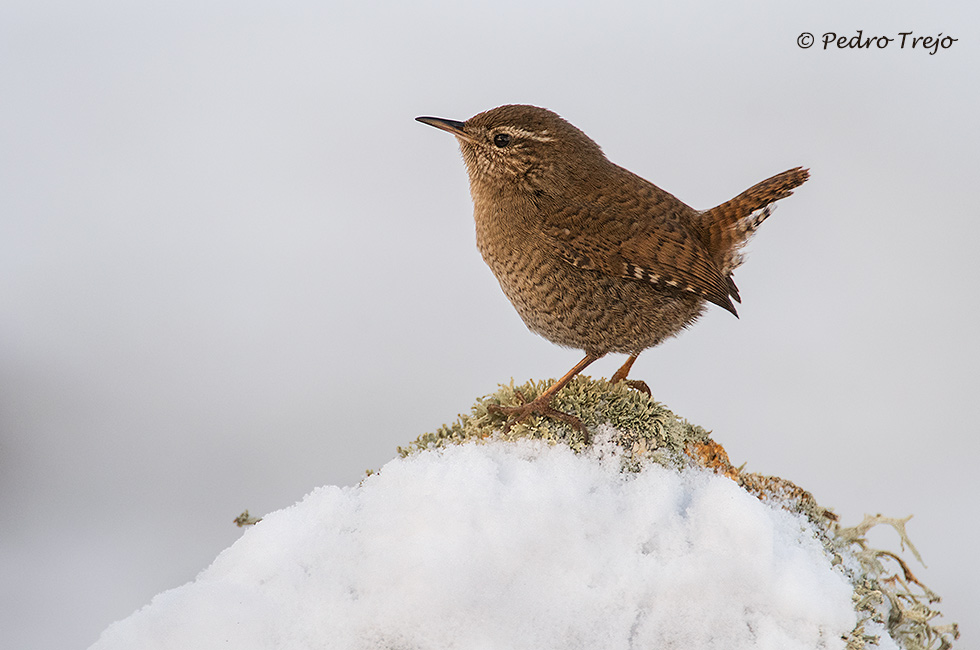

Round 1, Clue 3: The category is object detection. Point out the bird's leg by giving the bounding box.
[609,354,638,383]
[610,354,651,396]
[487,353,601,436]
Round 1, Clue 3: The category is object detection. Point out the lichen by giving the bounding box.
[835,515,959,650]
[233,509,262,527]
[399,375,959,650]
[397,374,711,471]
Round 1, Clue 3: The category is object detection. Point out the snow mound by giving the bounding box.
[91,438,859,650]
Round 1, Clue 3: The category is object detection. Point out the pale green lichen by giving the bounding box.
[399,375,959,650]
[835,515,959,650]
[233,509,262,527]
[397,374,710,471]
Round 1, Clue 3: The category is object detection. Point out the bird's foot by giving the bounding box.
[609,354,648,395]
[487,390,589,439]
[609,353,652,397]
[622,379,651,396]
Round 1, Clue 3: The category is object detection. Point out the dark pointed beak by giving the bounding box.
[416,116,469,139]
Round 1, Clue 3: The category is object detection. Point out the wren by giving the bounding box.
[417,105,808,435]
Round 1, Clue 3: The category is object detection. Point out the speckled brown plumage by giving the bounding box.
[417,105,808,434]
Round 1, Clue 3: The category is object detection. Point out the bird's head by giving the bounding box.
[417,104,606,198]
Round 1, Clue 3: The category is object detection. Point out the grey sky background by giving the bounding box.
[2,1,977,648]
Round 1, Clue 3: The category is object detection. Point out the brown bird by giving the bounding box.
[417,105,808,434]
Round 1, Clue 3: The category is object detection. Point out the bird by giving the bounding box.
[417,104,808,435]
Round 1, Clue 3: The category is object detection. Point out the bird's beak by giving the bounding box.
[416,116,471,141]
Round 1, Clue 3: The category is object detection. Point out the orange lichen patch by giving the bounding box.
[686,438,837,525]
[686,438,739,479]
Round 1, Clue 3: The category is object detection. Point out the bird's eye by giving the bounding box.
[493,133,511,148]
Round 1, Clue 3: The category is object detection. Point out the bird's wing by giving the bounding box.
[541,198,739,316]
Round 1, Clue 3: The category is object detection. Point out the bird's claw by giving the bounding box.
[487,398,589,440]
[623,379,651,396]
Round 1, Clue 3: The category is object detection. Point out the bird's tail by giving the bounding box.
[697,167,809,275]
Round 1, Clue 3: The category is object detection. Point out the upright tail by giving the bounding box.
[696,167,810,277]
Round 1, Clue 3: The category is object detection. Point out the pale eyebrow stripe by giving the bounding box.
[501,127,555,142]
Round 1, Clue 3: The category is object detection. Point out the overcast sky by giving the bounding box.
[1,1,977,648]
